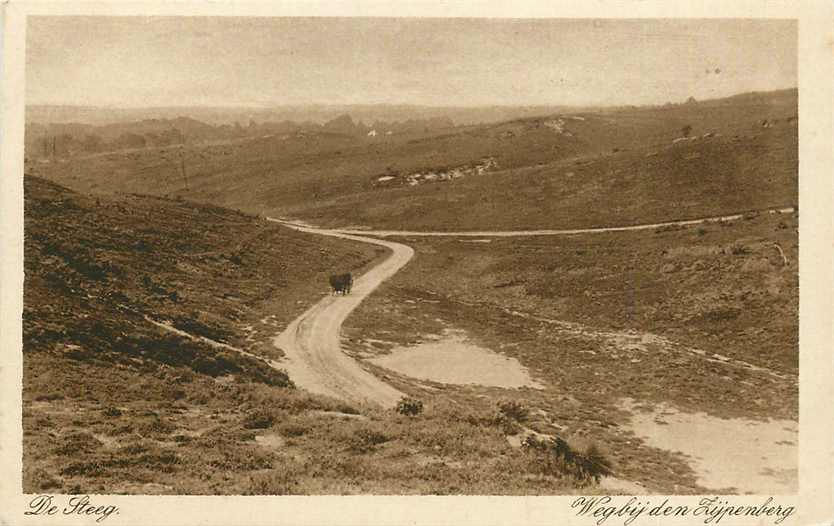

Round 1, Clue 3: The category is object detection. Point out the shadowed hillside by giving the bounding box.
[23,176,618,495]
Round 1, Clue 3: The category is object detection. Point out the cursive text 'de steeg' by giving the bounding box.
[25,494,119,523]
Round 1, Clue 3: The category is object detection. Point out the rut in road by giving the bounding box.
[268,206,795,407]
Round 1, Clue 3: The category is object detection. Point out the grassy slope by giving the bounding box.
[31,90,796,230]
[23,176,607,495]
[304,125,796,230]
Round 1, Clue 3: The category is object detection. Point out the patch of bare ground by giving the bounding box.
[367,329,543,389]
[344,212,797,493]
[620,398,797,494]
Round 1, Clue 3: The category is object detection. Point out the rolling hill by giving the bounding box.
[29,89,797,231]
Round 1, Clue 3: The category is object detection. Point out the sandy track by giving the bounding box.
[280,207,794,238]
[270,223,412,408]
[268,206,795,407]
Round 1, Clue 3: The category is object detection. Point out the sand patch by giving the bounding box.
[368,330,543,389]
[621,399,797,494]
[254,434,285,448]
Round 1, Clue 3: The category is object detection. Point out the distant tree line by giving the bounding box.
[27,128,187,158]
[24,113,456,159]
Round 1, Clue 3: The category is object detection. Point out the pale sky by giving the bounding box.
[26,17,797,108]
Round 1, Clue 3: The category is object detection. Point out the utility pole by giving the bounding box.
[180,151,189,191]
[51,136,56,159]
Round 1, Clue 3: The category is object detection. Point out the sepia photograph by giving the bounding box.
[2,3,833,524]
[18,14,802,496]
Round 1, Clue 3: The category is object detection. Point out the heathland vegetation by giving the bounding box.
[23,177,617,494]
[23,88,798,494]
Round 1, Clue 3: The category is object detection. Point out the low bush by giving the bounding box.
[493,413,522,435]
[347,427,391,453]
[396,397,423,416]
[246,461,302,495]
[522,435,613,484]
[35,392,64,402]
[700,307,741,323]
[279,424,308,438]
[102,406,122,417]
[497,400,529,422]
[730,242,750,255]
[137,417,176,436]
[242,410,275,430]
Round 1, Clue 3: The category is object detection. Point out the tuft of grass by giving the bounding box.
[497,400,529,423]
[242,410,275,430]
[102,406,122,417]
[729,242,750,255]
[396,397,423,416]
[278,423,308,438]
[246,465,301,495]
[346,427,391,453]
[34,392,64,402]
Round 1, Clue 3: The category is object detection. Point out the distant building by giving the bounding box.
[367,129,378,137]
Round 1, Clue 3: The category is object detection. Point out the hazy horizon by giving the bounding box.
[27,17,796,108]
[25,85,798,112]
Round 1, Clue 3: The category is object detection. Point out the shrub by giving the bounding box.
[700,307,740,323]
[102,406,122,417]
[497,400,528,422]
[52,432,102,455]
[730,242,750,255]
[137,418,176,435]
[279,424,307,438]
[580,443,614,483]
[493,413,522,435]
[396,397,423,416]
[521,435,613,484]
[35,392,65,402]
[242,410,275,430]
[191,356,223,376]
[345,427,392,453]
[246,461,302,495]
[29,468,62,491]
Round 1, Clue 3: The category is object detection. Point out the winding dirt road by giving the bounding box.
[271,224,412,408]
[280,207,795,238]
[268,206,794,408]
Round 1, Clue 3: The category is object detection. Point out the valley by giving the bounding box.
[23,89,799,496]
